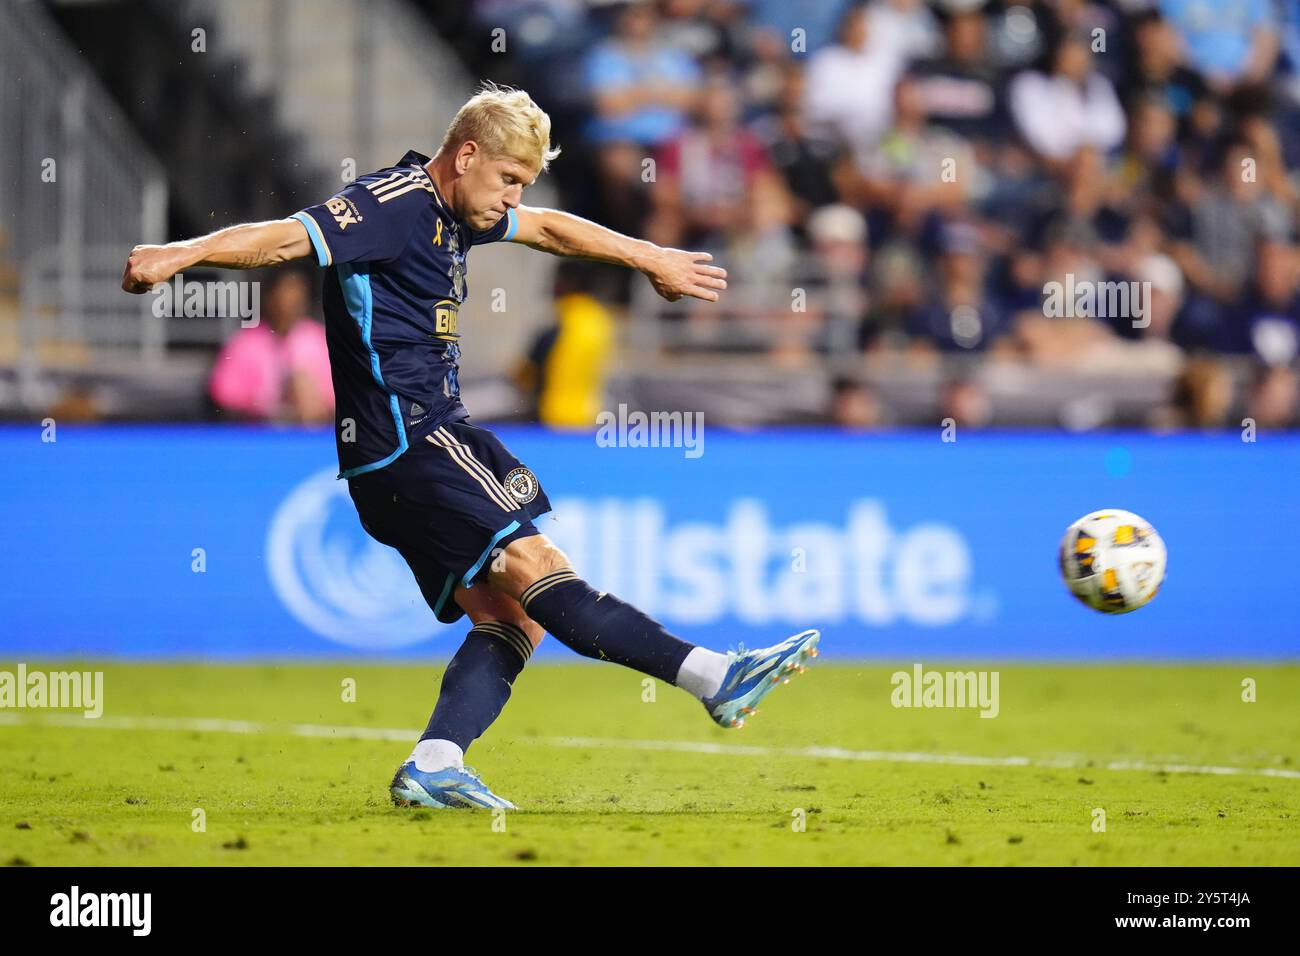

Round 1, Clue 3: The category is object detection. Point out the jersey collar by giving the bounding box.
[398,148,454,217]
[399,149,481,240]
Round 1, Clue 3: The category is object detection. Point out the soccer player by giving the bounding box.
[122,84,819,810]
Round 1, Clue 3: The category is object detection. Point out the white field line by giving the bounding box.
[2,711,1297,781]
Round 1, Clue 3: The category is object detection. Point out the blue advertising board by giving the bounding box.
[0,425,1295,659]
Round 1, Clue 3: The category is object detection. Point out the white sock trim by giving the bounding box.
[675,647,730,701]
[412,738,465,773]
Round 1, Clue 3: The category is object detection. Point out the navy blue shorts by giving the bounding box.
[346,420,552,624]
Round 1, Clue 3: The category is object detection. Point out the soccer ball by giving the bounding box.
[1058,509,1166,614]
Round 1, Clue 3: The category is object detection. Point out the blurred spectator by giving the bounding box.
[803,2,907,155]
[985,1,1045,70]
[864,241,927,349]
[658,0,730,62]
[1246,363,1299,428]
[939,374,993,427]
[751,65,847,231]
[1237,238,1300,363]
[471,0,594,65]
[1118,10,1212,141]
[828,375,884,428]
[742,21,796,116]
[591,141,656,244]
[1123,214,1186,341]
[513,262,614,429]
[748,0,851,56]
[805,203,870,354]
[867,0,940,63]
[1025,147,1127,260]
[908,1,1005,148]
[1150,355,1235,429]
[1278,0,1300,105]
[1009,220,1117,364]
[1112,94,1179,203]
[909,220,1009,352]
[1027,0,1121,78]
[1158,0,1278,92]
[48,379,102,423]
[583,0,700,148]
[851,73,978,238]
[987,244,1046,328]
[209,271,333,423]
[1008,28,1126,163]
[649,71,792,250]
[1167,138,1291,350]
[1237,102,1298,212]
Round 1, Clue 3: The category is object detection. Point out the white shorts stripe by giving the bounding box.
[437,429,521,511]
[427,431,513,512]
[427,430,516,512]
[432,427,515,496]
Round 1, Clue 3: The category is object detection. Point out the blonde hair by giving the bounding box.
[440,82,560,172]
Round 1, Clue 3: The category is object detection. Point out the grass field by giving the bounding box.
[1,661,1298,866]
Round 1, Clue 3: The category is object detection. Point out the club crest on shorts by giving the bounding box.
[504,466,539,505]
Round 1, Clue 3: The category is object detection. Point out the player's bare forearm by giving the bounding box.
[517,207,651,266]
[121,219,312,294]
[513,205,727,303]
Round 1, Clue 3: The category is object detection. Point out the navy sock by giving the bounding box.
[520,570,694,683]
[421,622,532,752]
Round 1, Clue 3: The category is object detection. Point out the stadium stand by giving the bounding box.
[3,0,1298,429]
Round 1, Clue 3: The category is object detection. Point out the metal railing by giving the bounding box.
[627,248,869,360]
[0,0,167,387]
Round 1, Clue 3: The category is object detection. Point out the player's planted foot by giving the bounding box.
[390,761,517,810]
[701,629,820,729]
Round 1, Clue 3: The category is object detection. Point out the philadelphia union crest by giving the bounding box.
[504,466,539,505]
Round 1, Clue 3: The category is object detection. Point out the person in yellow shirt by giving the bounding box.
[514,261,614,428]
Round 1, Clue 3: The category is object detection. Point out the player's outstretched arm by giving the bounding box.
[509,205,727,303]
[121,219,314,294]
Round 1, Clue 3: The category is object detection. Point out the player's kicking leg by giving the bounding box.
[488,534,820,729]
[394,532,819,811]
[390,584,542,810]
[351,419,816,810]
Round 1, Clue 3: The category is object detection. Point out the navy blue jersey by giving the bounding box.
[292,150,519,478]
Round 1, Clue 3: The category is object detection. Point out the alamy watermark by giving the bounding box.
[595,403,704,459]
[50,886,150,936]
[0,664,103,718]
[891,663,999,718]
[151,272,260,327]
[1043,275,1151,329]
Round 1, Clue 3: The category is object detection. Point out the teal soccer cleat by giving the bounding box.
[701,629,820,729]
[390,761,517,810]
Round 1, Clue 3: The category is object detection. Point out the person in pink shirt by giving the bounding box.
[209,270,334,423]
[648,72,792,250]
